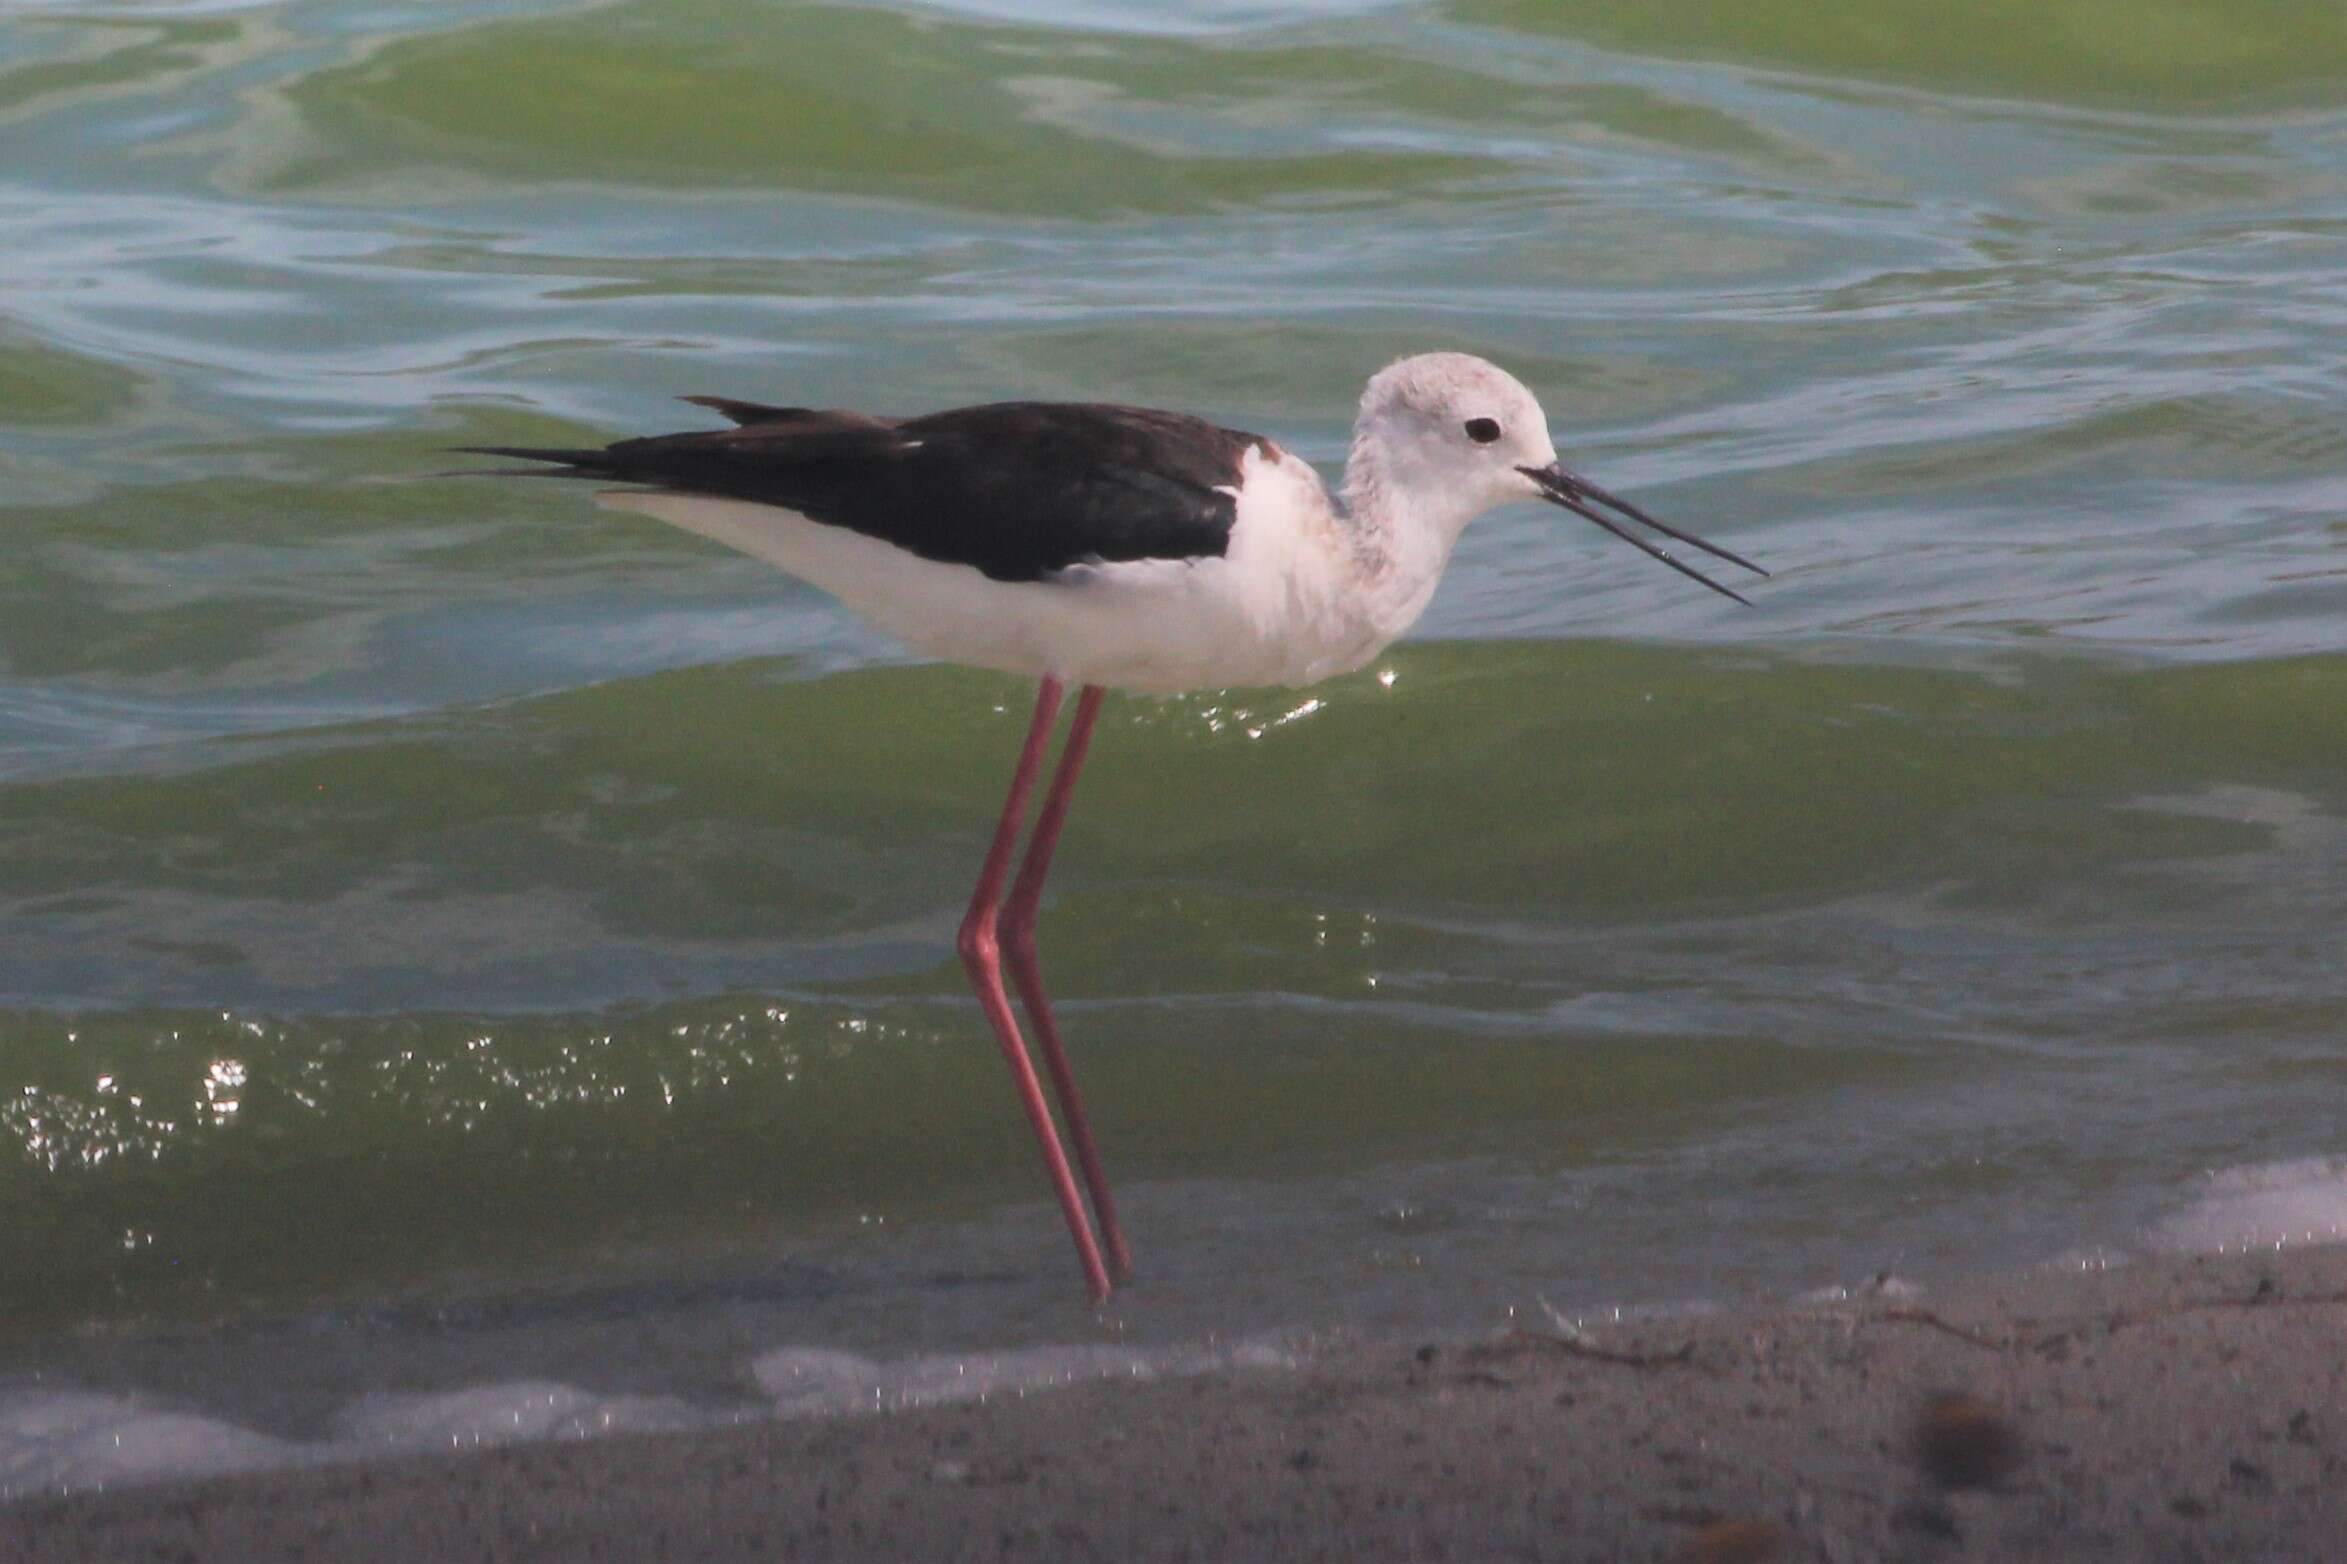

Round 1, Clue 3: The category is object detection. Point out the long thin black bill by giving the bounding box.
[1523,462,1764,606]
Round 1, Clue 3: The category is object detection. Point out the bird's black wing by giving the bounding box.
[460,401,1269,583]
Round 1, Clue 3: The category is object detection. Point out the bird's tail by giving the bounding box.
[434,446,619,480]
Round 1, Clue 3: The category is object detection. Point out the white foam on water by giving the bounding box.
[2147,1156,2347,1255]
[0,1390,292,1498]
[331,1380,706,1454]
[0,1335,1304,1498]
[753,1337,1304,1416]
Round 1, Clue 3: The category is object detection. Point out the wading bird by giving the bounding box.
[463,353,1764,1301]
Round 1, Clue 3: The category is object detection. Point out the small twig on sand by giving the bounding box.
[1878,1281,2347,1355]
[1873,1307,2008,1351]
[2085,1284,2347,1339]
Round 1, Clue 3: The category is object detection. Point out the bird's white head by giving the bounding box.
[1347,353,1556,534]
[1345,352,1766,604]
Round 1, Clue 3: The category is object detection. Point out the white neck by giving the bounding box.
[1336,425,1482,634]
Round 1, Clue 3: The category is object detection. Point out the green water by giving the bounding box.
[2,0,2345,1405]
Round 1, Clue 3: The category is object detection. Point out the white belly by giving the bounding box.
[599,446,1410,694]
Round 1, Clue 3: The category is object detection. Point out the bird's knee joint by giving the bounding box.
[956,913,998,968]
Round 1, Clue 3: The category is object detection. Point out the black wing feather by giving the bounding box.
[459,402,1264,583]
[678,395,821,426]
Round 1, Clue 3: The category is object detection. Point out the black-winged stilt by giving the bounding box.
[462,352,1764,1301]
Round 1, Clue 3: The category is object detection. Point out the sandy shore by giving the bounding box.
[5,1245,2342,1563]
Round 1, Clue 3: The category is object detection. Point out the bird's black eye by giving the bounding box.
[1463,417,1502,445]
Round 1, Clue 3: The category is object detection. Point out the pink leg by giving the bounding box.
[1001,684,1132,1280]
[957,677,1113,1302]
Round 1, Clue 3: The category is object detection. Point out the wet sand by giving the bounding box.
[6,1245,2342,1562]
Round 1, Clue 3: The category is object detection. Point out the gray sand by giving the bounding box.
[6,1246,2343,1562]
